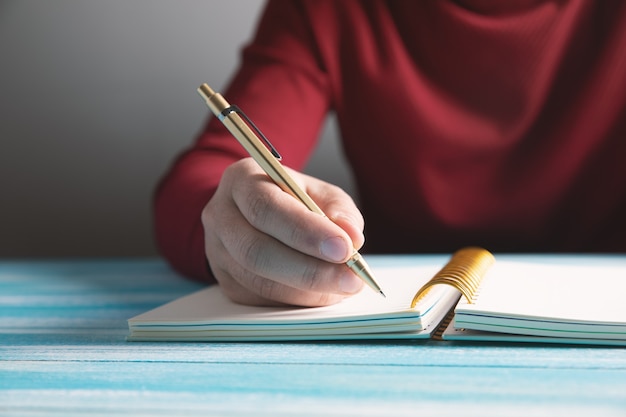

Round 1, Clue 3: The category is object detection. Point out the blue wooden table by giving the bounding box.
[1,256,625,416]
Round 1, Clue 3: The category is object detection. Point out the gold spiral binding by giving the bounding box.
[411,247,495,308]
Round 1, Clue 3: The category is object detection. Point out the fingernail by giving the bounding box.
[339,271,363,294]
[320,236,349,262]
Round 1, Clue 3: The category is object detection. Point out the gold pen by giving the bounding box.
[197,83,385,297]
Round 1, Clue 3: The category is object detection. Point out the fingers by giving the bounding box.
[231,164,364,262]
[205,191,363,305]
[202,158,366,306]
[304,174,366,250]
[212,251,349,307]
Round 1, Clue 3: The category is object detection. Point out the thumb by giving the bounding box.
[297,173,366,250]
[327,212,365,250]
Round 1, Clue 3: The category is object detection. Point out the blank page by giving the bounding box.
[455,261,626,325]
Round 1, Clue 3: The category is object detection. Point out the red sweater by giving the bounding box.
[155,0,626,281]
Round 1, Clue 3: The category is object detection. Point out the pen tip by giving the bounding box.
[379,291,386,298]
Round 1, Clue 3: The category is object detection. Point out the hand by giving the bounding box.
[201,158,366,307]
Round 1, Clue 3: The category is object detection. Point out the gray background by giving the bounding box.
[0,0,354,258]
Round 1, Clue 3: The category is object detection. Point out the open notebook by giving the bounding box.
[128,248,626,345]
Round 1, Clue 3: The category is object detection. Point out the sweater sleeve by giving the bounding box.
[153,0,332,281]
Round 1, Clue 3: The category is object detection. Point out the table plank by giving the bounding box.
[2,257,626,416]
[2,357,625,416]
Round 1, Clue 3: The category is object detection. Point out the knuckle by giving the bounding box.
[287,220,312,249]
[250,274,279,301]
[327,182,346,197]
[201,202,218,230]
[237,234,269,273]
[201,195,216,220]
[311,292,342,307]
[245,191,274,228]
[299,261,325,292]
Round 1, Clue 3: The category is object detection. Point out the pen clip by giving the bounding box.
[219,105,282,160]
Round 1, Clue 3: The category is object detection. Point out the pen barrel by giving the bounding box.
[198,85,325,216]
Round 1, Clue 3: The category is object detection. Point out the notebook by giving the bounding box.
[127,247,626,345]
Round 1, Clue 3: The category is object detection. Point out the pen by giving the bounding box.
[197,83,385,298]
